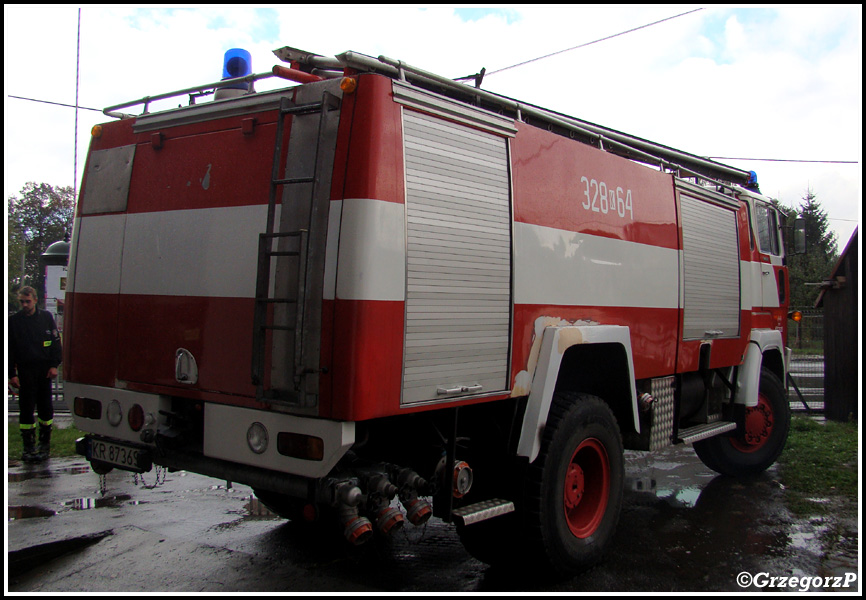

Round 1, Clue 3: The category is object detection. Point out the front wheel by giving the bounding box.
[694,367,790,476]
[525,393,624,576]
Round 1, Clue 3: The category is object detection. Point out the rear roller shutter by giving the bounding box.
[401,110,512,405]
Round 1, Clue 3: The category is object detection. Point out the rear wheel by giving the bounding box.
[456,393,623,575]
[525,393,624,576]
[694,367,790,476]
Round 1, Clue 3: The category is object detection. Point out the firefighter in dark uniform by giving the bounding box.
[8,286,63,462]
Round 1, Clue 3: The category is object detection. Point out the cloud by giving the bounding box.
[4,5,860,246]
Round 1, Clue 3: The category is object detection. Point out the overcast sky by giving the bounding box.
[4,5,861,249]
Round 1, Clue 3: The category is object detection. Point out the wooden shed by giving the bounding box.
[815,227,859,421]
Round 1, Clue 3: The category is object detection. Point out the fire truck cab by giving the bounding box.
[65,46,793,575]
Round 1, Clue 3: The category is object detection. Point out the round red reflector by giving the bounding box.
[128,404,145,432]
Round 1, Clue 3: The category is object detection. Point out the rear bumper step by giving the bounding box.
[452,499,515,526]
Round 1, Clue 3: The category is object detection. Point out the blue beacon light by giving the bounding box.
[215,48,253,100]
[222,48,252,89]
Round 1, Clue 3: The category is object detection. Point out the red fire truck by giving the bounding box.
[66,46,796,575]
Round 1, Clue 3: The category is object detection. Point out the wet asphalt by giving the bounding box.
[7,415,859,594]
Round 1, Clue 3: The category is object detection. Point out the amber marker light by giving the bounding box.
[277,432,324,461]
[74,396,102,420]
[91,124,103,138]
[788,310,802,322]
[340,77,357,93]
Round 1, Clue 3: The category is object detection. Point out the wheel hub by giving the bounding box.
[564,463,585,508]
[730,393,774,453]
[563,438,610,538]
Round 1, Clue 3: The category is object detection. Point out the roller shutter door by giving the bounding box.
[401,110,512,405]
[680,193,741,340]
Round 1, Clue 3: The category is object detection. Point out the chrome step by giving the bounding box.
[452,499,515,526]
[678,421,737,445]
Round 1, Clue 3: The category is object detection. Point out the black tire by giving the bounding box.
[694,367,790,476]
[525,393,624,576]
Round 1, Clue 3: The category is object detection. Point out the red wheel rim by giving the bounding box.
[563,438,610,538]
[730,392,774,453]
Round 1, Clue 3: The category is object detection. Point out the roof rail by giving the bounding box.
[329,50,750,185]
[105,45,753,188]
[103,71,278,119]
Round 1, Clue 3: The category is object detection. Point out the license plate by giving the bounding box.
[89,438,151,473]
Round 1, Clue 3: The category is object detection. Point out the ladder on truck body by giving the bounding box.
[251,91,340,406]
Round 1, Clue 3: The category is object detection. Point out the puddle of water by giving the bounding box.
[626,474,702,508]
[62,494,133,511]
[9,506,56,521]
[789,529,824,552]
[655,486,703,508]
[59,466,94,476]
[652,461,688,471]
[8,470,51,483]
[8,465,96,483]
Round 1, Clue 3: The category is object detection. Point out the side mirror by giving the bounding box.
[793,217,807,254]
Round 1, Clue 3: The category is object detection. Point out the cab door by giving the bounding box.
[754,201,785,308]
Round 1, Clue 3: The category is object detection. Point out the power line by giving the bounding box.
[484,8,705,77]
[7,94,102,113]
[463,10,859,168]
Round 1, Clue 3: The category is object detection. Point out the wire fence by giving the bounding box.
[787,307,824,412]
[7,368,68,415]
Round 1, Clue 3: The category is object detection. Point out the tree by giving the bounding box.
[782,188,839,308]
[7,182,75,313]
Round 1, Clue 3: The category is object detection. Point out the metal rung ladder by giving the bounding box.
[251,92,338,402]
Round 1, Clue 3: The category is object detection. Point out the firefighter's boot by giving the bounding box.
[37,423,52,462]
[21,428,39,463]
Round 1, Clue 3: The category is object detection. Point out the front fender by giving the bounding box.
[735,329,785,407]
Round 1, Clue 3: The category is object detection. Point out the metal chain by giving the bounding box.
[134,466,166,489]
[400,516,429,545]
[97,465,163,497]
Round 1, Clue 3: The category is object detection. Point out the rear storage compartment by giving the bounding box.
[68,80,343,405]
[66,79,347,478]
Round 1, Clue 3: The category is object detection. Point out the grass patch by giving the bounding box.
[8,422,85,460]
[778,414,858,517]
